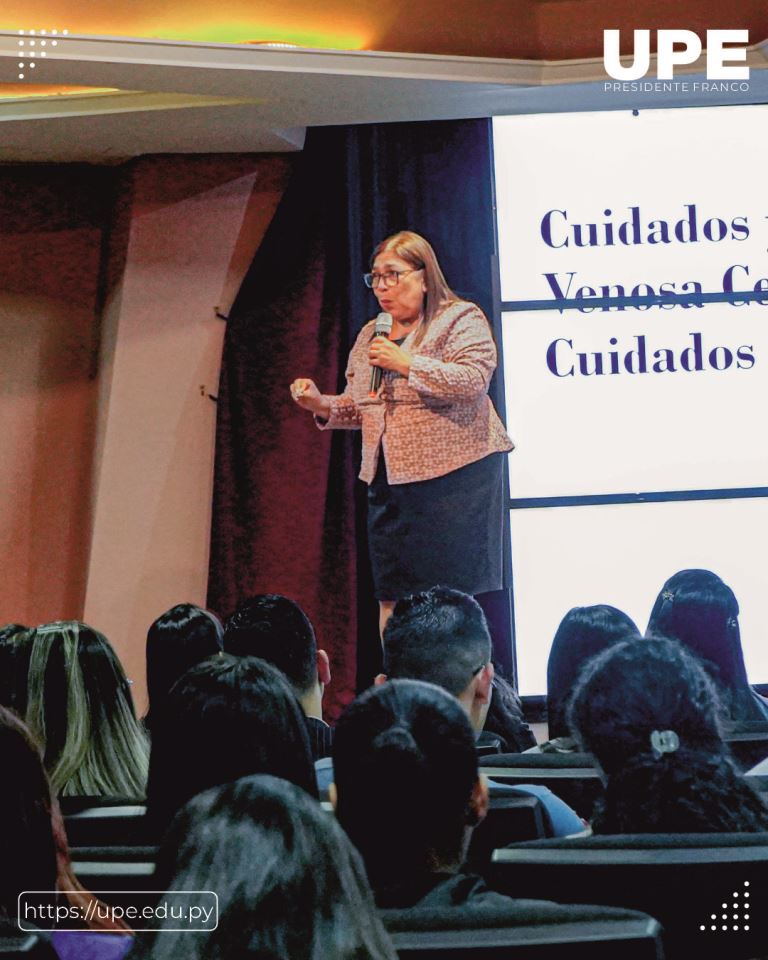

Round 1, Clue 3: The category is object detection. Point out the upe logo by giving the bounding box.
[603,30,749,81]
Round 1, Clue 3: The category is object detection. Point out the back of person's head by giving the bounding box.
[137,775,396,960]
[383,586,492,697]
[333,679,483,893]
[0,705,57,916]
[224,594,318,696]
[547,605,640,739]
[647,568,757,720]
[569,636,768,833]
[17,621,148,798]
[146,654,316,831]
[0,705,134,934]
[145,603,223,731]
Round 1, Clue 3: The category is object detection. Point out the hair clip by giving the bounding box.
[35,622,68,634]
[662,590,674,602]
[650,729,679,760]
[726,617,737,628]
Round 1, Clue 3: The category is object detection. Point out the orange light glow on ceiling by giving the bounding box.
[0,85,120,99]
[0,1,371,49]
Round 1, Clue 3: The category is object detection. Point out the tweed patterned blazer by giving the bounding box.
[316,300,514,484]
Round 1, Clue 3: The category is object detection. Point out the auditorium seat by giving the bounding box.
[58,796,145,815]
[383,901,663,959]
[479,753,603,820]
[64,805,151,848]
[388,916,664,958]
[489,833,768,960]
[745,755,768,792]
[466,792,547,868]
[722,722,768,770]
[0,933,56,958]
[70,846,158,901]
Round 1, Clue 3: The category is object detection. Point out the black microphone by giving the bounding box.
[369,312,393,396]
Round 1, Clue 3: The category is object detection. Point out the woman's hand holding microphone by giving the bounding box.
[368,338,412,378]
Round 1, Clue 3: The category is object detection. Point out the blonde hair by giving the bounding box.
[372,231,457,347]
[22,621,149,798]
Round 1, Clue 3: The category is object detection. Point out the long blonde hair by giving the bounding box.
[21,621,149,798]
[371,231,457,347]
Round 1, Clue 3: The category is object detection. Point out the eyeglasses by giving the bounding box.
[363,268,422,289]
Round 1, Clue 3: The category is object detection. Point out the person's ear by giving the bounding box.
[467,775,490,826]
[316,649,331,687]
[476,662,494,705]
[374,673,388,686]
[328,783,338,810]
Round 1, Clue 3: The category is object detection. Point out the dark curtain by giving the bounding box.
[208,119,511,721]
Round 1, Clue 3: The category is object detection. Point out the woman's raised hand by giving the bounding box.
[290,378,328,416]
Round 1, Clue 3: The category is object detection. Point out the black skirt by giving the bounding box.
[367,452,506,600]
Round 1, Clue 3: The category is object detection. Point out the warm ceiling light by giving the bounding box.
[244,40,302,49]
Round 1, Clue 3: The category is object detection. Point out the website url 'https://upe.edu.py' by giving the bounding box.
[18,891,218,932]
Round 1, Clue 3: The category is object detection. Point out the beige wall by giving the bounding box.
[0,166,107,625]
[0,154,292,714]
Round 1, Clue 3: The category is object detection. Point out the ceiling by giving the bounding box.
[0,1,766,162]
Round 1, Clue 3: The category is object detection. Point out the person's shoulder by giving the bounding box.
[436,299,486,320]
[433,300,490,334]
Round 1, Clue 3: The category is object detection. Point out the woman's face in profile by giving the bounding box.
[371,252,426,325]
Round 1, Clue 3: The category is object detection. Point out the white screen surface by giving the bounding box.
[493,106,768,499]
[492,106,768,695]
[494,106,768,304]
[501,303,768,499]
[511,497,768,696]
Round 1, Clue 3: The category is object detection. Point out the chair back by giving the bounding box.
[0,934,57,959]
[385,901,663,959]
[489,833,768,960]
[479,754,602,820]
[466,792,546,869]
[71,846,158,902]
[723,726,768,771]
[64,805,152,848]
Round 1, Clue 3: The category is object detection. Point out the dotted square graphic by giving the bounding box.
[13,28,69,80]
[699,881,751,933]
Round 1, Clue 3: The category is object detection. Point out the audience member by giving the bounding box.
[483,673,536,753]
[569,636,768,833]
[15,622,149,798]
[146,654,317,833]
[381,586,494,731]
[144,603,223,733]
[541,604,640,752]
[332,677,644,948]
[133,775,397,960]
[333,678,512,907]
[355,586,583,835]
[0,705,131,959]
[647,568,768,722]
[224,594,333,759]
[477,673,536,753]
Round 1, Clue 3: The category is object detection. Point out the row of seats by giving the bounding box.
[63,831,768,959]
[0,921,665,959]
[62,793,549,870]
[61,748,768,852]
